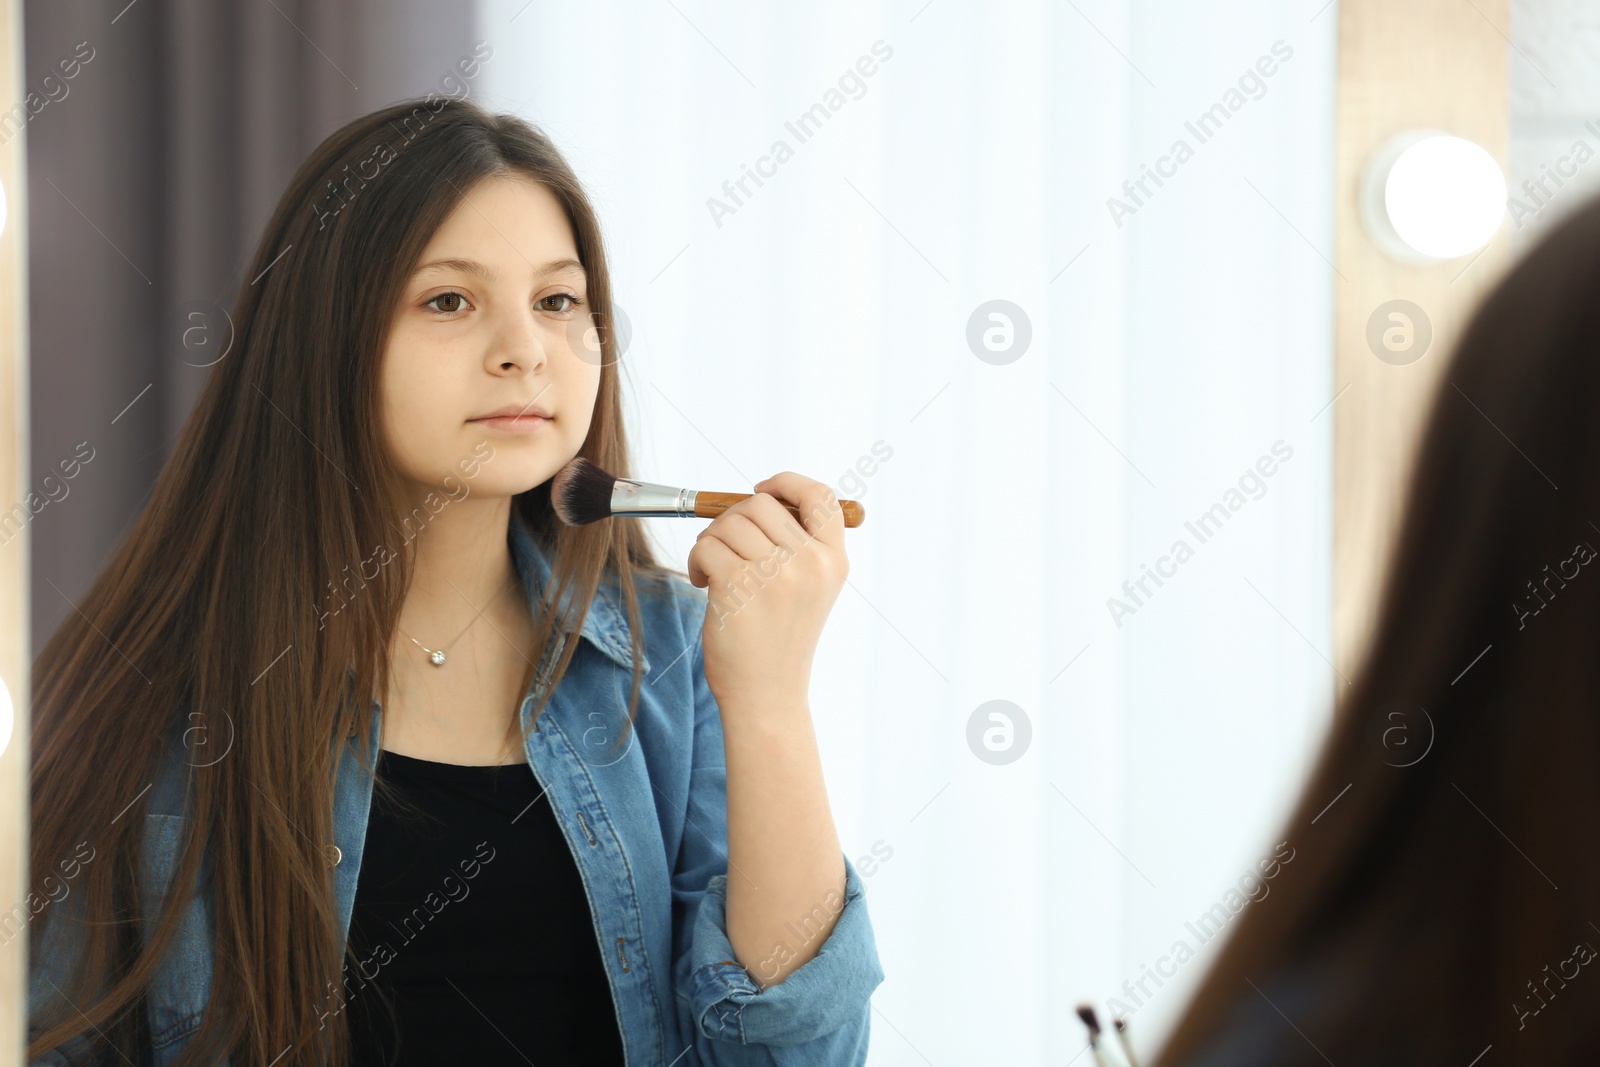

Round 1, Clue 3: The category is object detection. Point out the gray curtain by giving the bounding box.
[24,0,475,658]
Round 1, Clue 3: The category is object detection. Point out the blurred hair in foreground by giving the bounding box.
[1158,192,1600,1066]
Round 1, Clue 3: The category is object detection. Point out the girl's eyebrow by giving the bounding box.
[411,256,586,282]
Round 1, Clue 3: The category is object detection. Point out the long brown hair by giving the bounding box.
[1156,194,1600,1063]
[29,97,684,1066]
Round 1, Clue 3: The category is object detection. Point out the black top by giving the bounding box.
[345,749,626,1066]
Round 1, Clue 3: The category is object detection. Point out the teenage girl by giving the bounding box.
[26,97,882,1067]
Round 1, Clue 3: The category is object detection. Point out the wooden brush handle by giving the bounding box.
[695,491,865,528]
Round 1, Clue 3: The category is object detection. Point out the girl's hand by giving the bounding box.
[685,471,848,711]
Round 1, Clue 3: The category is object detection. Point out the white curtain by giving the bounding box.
[477,1,1336,1061]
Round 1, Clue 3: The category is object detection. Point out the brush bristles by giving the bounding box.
[550,457,619,526]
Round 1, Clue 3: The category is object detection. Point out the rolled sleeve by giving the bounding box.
[669,598,884,1063]
[685,853,883,1050]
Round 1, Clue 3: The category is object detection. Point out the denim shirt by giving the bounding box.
[28,514,884,1065]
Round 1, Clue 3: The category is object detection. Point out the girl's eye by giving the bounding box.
[424,290,471,315]
[422,290,583,316]
[539,292,583,314]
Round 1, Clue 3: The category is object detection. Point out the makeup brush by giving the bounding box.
[1113,1017,1141,1067]
[1075,1004,1110,1067]
[550,457,865,528]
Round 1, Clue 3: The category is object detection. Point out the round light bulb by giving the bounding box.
[1360,131,1506,263]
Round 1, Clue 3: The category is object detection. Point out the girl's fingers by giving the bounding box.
[691,473,844,588]
[696,510,777,562]
[687,531,741,594]
[754,472,844,549]
[732,493,811,557]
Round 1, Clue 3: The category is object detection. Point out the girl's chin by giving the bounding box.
[457,468,568,499]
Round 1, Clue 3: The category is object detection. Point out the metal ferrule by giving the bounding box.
[609,478,698,517]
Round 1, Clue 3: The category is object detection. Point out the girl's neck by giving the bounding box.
[395,493,523,645]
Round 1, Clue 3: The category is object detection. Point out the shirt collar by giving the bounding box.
[508,507,644,674]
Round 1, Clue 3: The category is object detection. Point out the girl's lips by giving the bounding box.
[471,415,550,434]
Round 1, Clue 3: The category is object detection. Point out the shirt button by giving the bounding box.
[327,844,343,867]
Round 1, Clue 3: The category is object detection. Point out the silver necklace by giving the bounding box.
[396,575,517,667]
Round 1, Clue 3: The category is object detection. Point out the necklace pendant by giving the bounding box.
[429,650,447,666]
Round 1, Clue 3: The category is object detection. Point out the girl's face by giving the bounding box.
[379,174,602,502]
